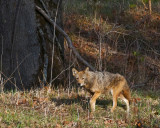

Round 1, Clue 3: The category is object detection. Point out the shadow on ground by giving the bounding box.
[52,96,126,111]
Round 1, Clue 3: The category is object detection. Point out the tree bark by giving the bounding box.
[0,0,40,90]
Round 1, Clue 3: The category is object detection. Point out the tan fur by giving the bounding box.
[72,67,131,114]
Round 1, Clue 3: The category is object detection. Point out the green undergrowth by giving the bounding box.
[0,87,159,127]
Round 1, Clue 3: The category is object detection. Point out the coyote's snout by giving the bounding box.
[72,67,88,87]
[72,67,131,114]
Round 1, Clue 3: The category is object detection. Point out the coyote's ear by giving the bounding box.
[85,67,89,72]
[72,68,78,76]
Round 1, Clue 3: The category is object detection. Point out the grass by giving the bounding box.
[0,87,159,127]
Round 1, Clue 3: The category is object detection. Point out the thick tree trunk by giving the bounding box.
[0,0,64,90]
[0,0,40,90]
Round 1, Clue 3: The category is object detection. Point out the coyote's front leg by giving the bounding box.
[90,92,101,112]
[111,94,118,113]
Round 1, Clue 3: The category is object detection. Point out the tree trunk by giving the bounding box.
[0,0,64,90]
[0,0,41,90]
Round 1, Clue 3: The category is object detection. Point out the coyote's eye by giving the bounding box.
[76,77,79,80]
[82,77,85,80]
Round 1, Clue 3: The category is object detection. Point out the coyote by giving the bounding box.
[72,67,131,114]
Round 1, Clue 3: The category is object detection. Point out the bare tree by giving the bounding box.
[149,0,152,15]
[142,0,152,15]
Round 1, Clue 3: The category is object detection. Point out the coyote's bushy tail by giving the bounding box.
[123,84,131,103]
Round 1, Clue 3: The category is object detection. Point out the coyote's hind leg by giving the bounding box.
[111,91,118,113]
[119,94,130,114]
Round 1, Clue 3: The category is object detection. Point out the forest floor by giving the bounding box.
[0,87,160,127]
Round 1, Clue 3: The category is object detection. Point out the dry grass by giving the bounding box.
[0,86,159,128]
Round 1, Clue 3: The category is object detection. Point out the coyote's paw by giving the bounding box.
[91,107,95,112]
[111,108,115,113]
[90,101,95,112]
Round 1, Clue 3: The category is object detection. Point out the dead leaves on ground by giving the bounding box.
[16,96,49,108]
[16,98,27,105]
[15,88,52,110]
[1,88,159,127]
[104,119,128,127]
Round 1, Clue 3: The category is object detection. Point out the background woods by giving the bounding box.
[0,0,160,90]
[64,0,160,89]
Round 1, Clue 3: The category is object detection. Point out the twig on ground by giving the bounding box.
[49,60,76,85]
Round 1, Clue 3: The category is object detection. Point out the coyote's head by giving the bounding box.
[72,67,89,87]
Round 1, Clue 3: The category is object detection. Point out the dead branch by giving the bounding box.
[35,5,95,71]
[141,0,148,10]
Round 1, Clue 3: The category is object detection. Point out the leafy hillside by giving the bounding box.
[63,0,160,89]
